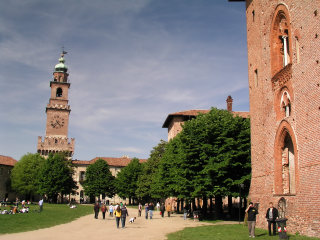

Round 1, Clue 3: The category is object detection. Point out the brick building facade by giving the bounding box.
[243,0,320,237]
[0,155,17,201]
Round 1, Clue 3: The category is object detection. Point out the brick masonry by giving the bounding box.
[245,0,320,237]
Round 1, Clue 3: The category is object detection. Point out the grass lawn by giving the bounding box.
[167,224,320,240]
[0,203,92,234]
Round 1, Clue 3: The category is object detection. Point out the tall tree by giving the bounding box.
[136,140,167,201]
[11,153,45,200]
[38,153,77,203]
[82,159,115,200]
[116,158,142,204]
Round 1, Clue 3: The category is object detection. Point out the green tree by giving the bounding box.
[116,158,142,204]
[82,158,115,200]
[10,153,45,200]
[156,108,251,217]
[38,153,77,203]
[136,140,167,201]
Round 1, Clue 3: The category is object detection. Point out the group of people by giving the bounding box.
[94,202,131,229]
[139,202,172,219]
[246,201,279,238]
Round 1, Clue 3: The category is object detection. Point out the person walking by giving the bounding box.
[101,204,107,220]
[160,203,165,218]
[115,205,122,228]
[39,198,44,213]
[145,203,149,219]
[109,203,114,217]
[149,203,154,219]
[156,202,160,211]
[166,203,172,217]
[121,205,129,228]
[246,202,259,238]
[138,203,142,217]
[266,202,279,236]
[183,206,188,220]
[94,202,100,219]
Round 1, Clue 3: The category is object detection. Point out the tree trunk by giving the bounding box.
[228,195,233,219]
[202,195,207,217]
[209,196,213,213]
[177,199,180,212]
[192,198,196,212]
[214,195,223,219]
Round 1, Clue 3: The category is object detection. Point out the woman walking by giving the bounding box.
[115,205,122,228]
[101,204,107,219]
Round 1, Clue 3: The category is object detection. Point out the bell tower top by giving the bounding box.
[53,51,69,83]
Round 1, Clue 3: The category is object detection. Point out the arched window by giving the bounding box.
[56,88,62,97]
[282,133,295,194]
[274,121,297,195]
[271,5,292,76]
[280,91,291,117]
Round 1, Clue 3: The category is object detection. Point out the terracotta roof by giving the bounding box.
[72,157,147,167]
[232,111,250,118]
[162,109,209,128]
[0,155,17,166]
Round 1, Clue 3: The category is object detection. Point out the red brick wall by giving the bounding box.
[246,0,320,237]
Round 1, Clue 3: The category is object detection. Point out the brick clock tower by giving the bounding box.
[37,52,75,158]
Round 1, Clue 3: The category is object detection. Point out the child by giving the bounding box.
[129,217,136,223]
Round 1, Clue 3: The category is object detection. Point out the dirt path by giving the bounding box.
[0,208,238,240]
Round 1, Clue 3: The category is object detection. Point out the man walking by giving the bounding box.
[246,202,258,238]
[266,202,279,236]
[94,202,100,219]
[121,205,129,228]
[38,198,44,213]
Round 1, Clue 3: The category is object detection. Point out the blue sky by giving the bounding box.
[0,0,248,161]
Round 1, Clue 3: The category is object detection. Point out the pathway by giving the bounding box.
[0,208,238,240]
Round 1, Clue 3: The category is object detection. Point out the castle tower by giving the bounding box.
[37,52,75,158]
[242,0,320,237]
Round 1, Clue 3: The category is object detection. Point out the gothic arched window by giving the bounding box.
[56,88,63,97]
[271,5,292,76]
[274,121,297,195]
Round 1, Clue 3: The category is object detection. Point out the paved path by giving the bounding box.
[0,208,238,240]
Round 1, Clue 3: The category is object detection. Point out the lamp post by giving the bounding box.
[238,184,244,224]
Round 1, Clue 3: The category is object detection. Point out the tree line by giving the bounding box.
[10,108,251,218]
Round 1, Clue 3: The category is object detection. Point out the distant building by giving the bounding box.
[162,96,249,140]
[0,155,17,201]
[72,156,146,203]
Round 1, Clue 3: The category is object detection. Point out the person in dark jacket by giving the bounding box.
[266,202,279,236]
[246,202,259,238]
[94,202,100,219]
[160,203,165,218]
[121,205,129,228]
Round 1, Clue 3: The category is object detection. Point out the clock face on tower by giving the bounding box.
[50,115,65,129]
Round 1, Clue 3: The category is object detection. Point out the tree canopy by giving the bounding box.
[116,158,142,203]
[154,108,251,206]
[38,153,77,203]
[136,140,167,201]
[82,158,115,199]
[11,153,45,200]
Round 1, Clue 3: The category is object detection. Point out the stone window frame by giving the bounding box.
[274,120,299,195]
[270,4,293,77]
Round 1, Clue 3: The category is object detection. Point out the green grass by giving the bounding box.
[167,224,320,240]
[0,203,92,234]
